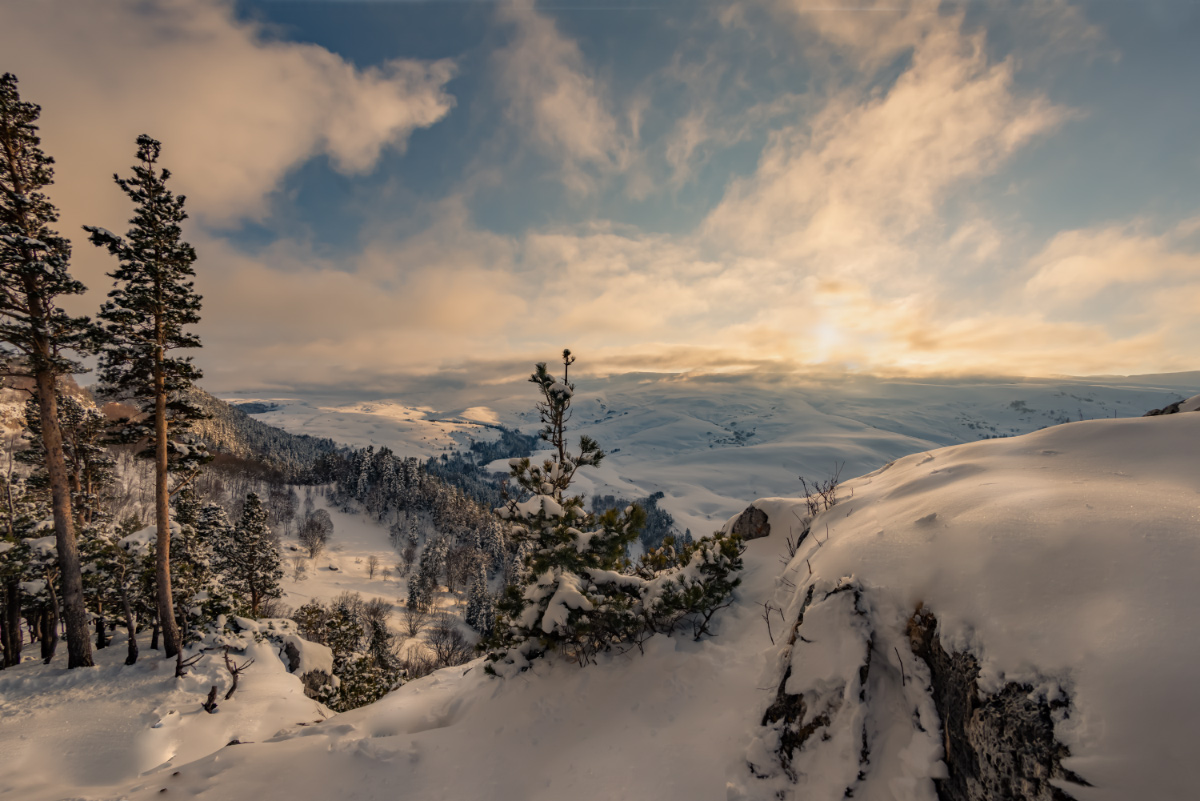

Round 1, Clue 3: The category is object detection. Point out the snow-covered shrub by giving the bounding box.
[288,592,404,711]
[486,353,744,676]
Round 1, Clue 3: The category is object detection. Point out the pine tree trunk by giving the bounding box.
[0,597,6,669]
[121,590,138,665]
[150,617,160,651]
[153,351,181,658]
[33,370,93,668]
[39,607,57,662]
[42,572,61,664]
[2,580,20,666]
[95,602,108,649]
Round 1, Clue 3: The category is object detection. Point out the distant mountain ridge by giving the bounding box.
[186,388,342,475]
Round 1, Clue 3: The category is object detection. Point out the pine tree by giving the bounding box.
[227,493,282,617]
[406,552,435,613]
[19,394,114,529]
[197,502,235,557]
[406,513,420,547]
[466,561,494,636]
[0,73,95,668]
[487,352,744,676]
[0,474,42,666]
[169,489,212,642]
[96,515,155,665]
[489,351,645,671]
[85,134,210,657]
[324,595,364,674]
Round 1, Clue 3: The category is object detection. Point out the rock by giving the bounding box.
[283,640,334,701]
[1144,394,1200,416]
[1143,401,1183,416]
[731,505,771,540]
[907,608,1090,801]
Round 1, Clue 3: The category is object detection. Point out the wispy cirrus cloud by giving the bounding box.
[491,0,633,193]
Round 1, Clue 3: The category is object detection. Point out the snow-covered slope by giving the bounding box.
[739,411,1200,800]
[0,629,327,801]
[229,372,1198,536]
[76,410,1200,801]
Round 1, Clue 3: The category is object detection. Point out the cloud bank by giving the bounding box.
[4,0,1197,393]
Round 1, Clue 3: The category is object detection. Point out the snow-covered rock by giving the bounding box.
[1143,392,1200,416]
[738,412,1200,800]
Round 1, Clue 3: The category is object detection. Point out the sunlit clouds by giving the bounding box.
[3,0,1197,391]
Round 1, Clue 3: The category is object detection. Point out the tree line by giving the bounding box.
[0,72,266,669]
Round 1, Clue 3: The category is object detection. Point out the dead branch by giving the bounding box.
[176,649,203,678]
[223,647,254,701]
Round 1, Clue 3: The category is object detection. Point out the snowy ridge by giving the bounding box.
[738,412,1200,800]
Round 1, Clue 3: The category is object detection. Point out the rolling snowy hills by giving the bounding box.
[227,371,1199,536]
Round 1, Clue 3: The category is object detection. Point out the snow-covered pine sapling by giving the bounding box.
[85,134,211,658]
[226,493,282,618]
[466,560,495,636]
[488,351,647,673]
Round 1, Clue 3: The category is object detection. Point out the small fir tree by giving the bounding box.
[85,134,210,657]
[488,351,645,671]
[225,493,282,617]
[487,351,745,676]
[465,561,495,636]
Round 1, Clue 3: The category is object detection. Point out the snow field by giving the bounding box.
[117,530,783,801]
[0,630,326,801]
[6,379,1200,800]
[277,492,478,650]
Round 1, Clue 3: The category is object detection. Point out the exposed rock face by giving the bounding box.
[907,609,1089,801]
[759,587,819,780]
[1144,401,1184,416]
[731,505,771,540]
[283,640,333,700]
[1144,393,1200,416]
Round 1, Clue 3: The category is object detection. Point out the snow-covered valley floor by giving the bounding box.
[5,408,1199,800]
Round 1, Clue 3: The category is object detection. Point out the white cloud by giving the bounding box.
[1027,219,1200,300]
[703,8,1070,280]
[10,0,1190,390]
[2,0,456,229]
[492,0,631,193]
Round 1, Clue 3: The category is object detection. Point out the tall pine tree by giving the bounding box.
[85,135,209,657]
[0,73,94,668]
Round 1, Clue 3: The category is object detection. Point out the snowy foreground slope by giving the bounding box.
[54,410,1196,801]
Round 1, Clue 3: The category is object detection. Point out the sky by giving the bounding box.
[3,0,1199,394]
